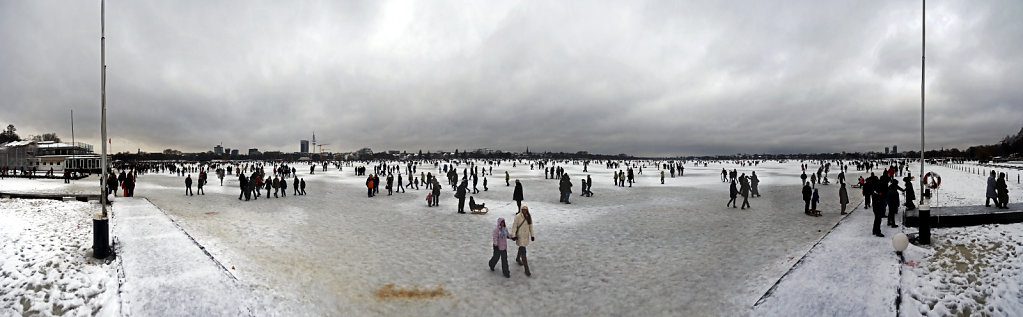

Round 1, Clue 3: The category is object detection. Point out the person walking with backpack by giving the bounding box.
[510,205,535,277]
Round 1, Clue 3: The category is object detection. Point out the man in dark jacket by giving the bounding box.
[886,181,903,228]
[872,189,887,237]
[185,174,193,196]
[560,174,573,204]
[238,174,248,200]
[456,180,468,214]
[513,179,524,209]
[125,174,135,197]
[802,182,812,214]
[863,173,878,209]
[431,179,441,207]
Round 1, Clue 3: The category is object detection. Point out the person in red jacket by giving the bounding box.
[366,174,375,197]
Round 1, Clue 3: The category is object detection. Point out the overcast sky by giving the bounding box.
[1,0,1021,157]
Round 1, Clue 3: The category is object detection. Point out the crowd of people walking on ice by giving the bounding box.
[74,156,1020,278]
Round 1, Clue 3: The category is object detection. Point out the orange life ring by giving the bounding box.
[923,172,941,189]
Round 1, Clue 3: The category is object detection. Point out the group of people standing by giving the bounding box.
[987,170,1011,209]
[106,170,137,197]
[727,171,760,210]
[237,170,307,201]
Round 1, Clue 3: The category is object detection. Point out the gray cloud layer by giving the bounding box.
[1,0,1021,156]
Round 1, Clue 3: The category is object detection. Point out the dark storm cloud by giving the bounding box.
[1,0,1021,157]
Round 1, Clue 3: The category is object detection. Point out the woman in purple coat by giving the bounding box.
[488,218,511,278]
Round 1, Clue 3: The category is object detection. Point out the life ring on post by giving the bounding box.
[923,172,941,189]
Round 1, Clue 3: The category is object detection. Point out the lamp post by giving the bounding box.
[93,0,110,259]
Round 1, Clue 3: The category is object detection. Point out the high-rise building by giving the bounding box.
[300,140,309,153]
[231,149,239,156]
[892,145,898,155]
[885,147,890,155]
[214,145,223,155]
[248,148,260,156]
[225,148,231,156]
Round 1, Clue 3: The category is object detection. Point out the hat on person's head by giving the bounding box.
[520,204,529,212]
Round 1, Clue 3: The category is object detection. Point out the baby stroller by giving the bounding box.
[469,196,488,214]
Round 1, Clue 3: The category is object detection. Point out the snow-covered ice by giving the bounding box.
[113,161,857,315]
[0,199,119,316]
[112,197,254,316]
[3,159,1023,315]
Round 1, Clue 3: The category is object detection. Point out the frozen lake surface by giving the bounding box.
[6,159,1023,315]
[117,161,860,315]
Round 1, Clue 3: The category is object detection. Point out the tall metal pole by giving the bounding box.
[100,0,108,218]
[917,0,932,245]
[71,108,75,168]
[920,0,925,198]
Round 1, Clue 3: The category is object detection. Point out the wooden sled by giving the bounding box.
[471,207,489,215]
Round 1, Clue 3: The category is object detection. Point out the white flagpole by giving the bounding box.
[100,0,109,217]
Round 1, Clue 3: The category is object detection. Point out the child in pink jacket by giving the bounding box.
[488,218,511,278]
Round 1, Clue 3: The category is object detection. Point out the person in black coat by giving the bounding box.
[107,174,119,197]
[802,182,812,214]
[863,173,877,209]
[185,174,193,196]
[996,173,1010,209]
[431,179,441,207]
[728,180,739,208]
[125,174,135,197]
[560,174,573,204]
[872,189,887,237]
[239,174,248,200]
[903,175,916,210]
[513,179,524,209]
[456,180,468,214]
[886,181,903,228]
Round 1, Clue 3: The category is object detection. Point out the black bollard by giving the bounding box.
[93,218,110,258]
[919,189,931,245]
